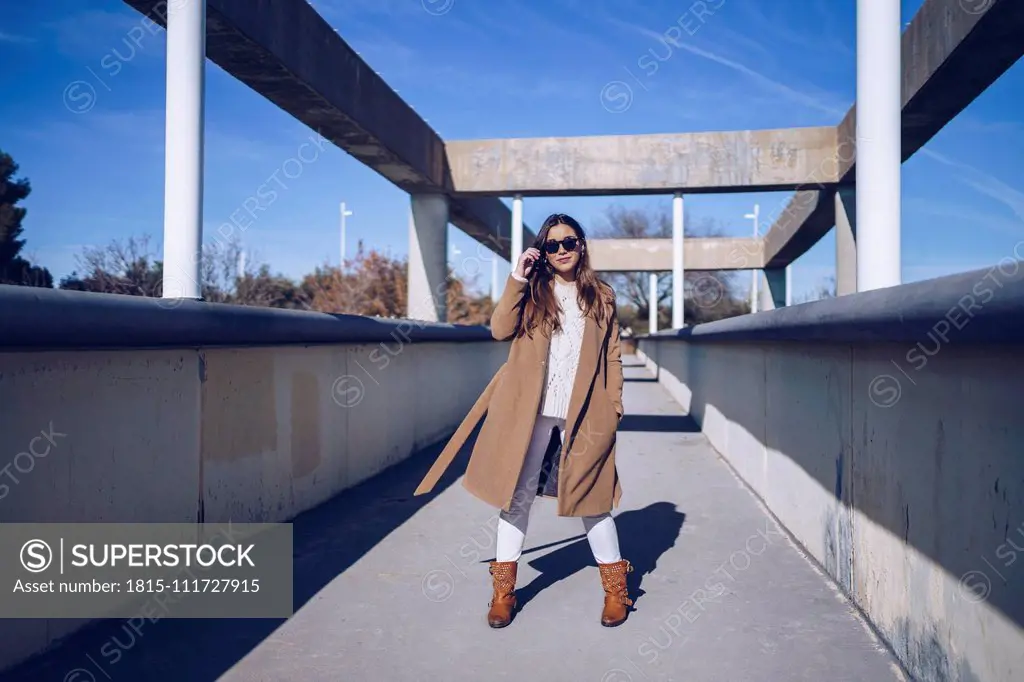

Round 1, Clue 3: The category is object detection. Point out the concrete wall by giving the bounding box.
[636,265,1024,682]
[0,287,506,671]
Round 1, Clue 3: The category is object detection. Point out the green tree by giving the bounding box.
[0,149,53,287]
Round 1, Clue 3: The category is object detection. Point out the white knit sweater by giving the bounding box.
[538,279,586,419]
[510,274,586,419]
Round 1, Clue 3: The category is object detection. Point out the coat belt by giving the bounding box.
[413,365,504,497]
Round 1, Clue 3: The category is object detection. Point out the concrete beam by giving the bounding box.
[837,0,1024,181]
[762,190,836,269]
[764,0,1024,267]
[445,127,838,196]
[588,237,762,272]
[120,0,535,258]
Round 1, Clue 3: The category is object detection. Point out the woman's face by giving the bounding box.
[544,223,582,275]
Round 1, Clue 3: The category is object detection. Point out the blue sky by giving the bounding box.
[1,0,1022,302]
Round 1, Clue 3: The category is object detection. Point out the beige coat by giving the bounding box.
[415,275,624,517]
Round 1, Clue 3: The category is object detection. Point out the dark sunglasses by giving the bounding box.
[542,236,580,254]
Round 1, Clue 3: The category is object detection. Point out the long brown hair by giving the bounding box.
[514,213,613,338]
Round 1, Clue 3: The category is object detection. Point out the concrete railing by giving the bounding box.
[637,264,1024,682]
[0,285,506,671]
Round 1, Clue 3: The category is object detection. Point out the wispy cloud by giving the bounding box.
[741,1,853,61]
[810,0,854,57]
[903,195,1022,240]
[336,26,592,119]
[17,109,301,166]
[13,109,161,156]
[954,117,1024,137]
[45,9,165,58]
[795,259,1017,288]
[0,30,34,44]
[904,263,998,282]
[461,0,620,62]
[308,0,423,19]
[922,148,1024,226]
[707,24,779,68]
[605,15,847,119]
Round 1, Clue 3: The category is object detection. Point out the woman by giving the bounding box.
[415,213,631,629]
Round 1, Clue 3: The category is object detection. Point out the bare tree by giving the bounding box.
[591,205,750,330]
[795,275,836,304]
[59,234,498,324]
[60,234,164,296]
[59,233,295,305]
[200,238,244,303]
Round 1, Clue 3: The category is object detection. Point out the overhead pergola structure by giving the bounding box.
[124,0,1024,328]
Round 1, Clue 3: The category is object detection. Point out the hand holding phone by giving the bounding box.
[514,247,542,279]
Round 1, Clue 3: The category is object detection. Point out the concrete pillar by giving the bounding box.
[511,194,523,268]
[759,269,788,311]
[408,194,450,322]
[162,0,206,300]
[835,188,857,296]
[856,0,901,291]
[648,272,658,334]
[750,268,759,313]
[672,193,684,328]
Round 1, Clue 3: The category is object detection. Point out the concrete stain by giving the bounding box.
[823,496,854,595]
[200,350,278,462]
[290,370,322,479]
[904,504,911,545]
[891,617,984,682]
[835,448,844,502]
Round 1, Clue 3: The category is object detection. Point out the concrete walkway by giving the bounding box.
[4,358,904,681]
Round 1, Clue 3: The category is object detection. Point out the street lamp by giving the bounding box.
[340,201,353,268]
[744,204,759,313]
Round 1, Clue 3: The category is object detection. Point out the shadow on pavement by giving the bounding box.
[0,430,477,682]
[514,502,686,614]
[618,414,699,433]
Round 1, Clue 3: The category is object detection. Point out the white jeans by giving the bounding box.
[495,414,622,564]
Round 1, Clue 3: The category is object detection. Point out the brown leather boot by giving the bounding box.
[487,561,517,628]
[598,559,633,627]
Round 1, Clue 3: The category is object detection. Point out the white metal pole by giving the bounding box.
[672,193,684,328]
[511,195,523,271]
[746,204,759,313]
[856,0,901,291]
[648,272,658,333]
[785,264,792,306]
[340,201,353,267]
[162,0,206,300]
